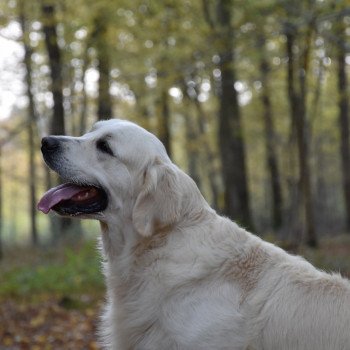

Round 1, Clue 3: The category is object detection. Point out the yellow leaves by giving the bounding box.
[31,346,43,350]
[3,336,13,346]
[30,314,46,327]
[85,307,95,317]
[0,298,102,349]
[35,334,47,343]
[89,341,100,349]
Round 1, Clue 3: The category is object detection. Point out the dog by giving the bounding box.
[38,119,350,349]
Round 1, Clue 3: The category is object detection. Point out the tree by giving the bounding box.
[257,33,283,230]
[42,3,65,135]
[93,12,113,120]
[284,7,317,247]
[79,46,91,134]
[19,0,39,245]
[181,74,220,209]
[182,94,202,188]
[157,87,172,157]
[212,0,252,228]
[0,147,3,259]
[41,3,75,237]
[335,18,350,232]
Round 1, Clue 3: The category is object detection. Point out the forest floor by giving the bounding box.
[1,235,350,349]
[0,297,101,349]
[0,240,104,349]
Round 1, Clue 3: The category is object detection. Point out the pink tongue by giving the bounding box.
[37,183,88,214]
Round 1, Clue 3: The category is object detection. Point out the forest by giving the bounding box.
[0,0,350,347]
[1,0,349,248]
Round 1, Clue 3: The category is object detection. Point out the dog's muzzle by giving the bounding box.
[38,136,108,216]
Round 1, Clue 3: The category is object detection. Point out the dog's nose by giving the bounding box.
[41,136,60,152]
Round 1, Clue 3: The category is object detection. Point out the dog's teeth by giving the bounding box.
[72,188,98,201]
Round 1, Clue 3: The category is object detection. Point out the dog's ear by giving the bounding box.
[132,159,181,237]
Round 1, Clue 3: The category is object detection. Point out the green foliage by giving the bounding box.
[0,240,104,300]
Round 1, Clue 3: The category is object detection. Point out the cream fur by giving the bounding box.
[44,119,350,350]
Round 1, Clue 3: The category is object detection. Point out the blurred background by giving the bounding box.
[1,0,350,348]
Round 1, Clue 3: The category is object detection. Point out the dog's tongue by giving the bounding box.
[37,183,89,214]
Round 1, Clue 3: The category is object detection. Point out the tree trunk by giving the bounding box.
[94,16,112,120]
[79,49,90,134]
[183,103,201,188]
[194,101,220,210]
[258,34,283,231]
[285,24,317,247]
[42,3,74,237]
[28,120,38,246]
[157,88,172,157]
[0,147,3,259]
[181,78,220,209]
[20,2,38,246]
[299,21,317,247]
[336,23,350,232]
[132,85,152,131]
[9,162,18,240]
[42,4,65,135]
[216,0,252,228]
[191,93,220,210]
[97,50,112,120]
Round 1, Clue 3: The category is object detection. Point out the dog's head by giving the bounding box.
[38,119,201,236]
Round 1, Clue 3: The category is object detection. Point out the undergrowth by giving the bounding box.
[0,240,104,302]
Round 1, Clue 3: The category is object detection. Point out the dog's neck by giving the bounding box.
[99,172,214,262]
[99,215,138,261]
[99,204,213,263]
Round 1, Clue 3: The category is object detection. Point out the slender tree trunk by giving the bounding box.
[183,103,201,188]
[79,49,90,134]
[28,120,38,245]
[258,34,283,230]
[42,4,74,236]
[67,70,76,136]
[181,79,220,209]
[42,4,65,135]
[157,88,172,157]
[216,0,252,228]
[97,52,112,120]
[299,21,317,247]
[94,16,112,120]
[132,87,152,131]
[0,147,3,259]
[192,95,220,210]
[79,81,88,134]
[285,24,317,247]
[9,162,18,240]
[195,101,220,210]
[336,23,350,232]
[20,2,38,246]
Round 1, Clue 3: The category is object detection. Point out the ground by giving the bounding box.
[0,240,104,349]
[0,297,100,349]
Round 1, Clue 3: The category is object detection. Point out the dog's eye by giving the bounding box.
[96,139,114,156]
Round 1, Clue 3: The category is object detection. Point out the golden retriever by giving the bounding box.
[38,119,350,350]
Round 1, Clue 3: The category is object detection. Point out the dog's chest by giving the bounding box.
[114,265,175,348]
[113,257,245,349]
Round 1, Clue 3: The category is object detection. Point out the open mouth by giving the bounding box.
[37,183,108,216]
